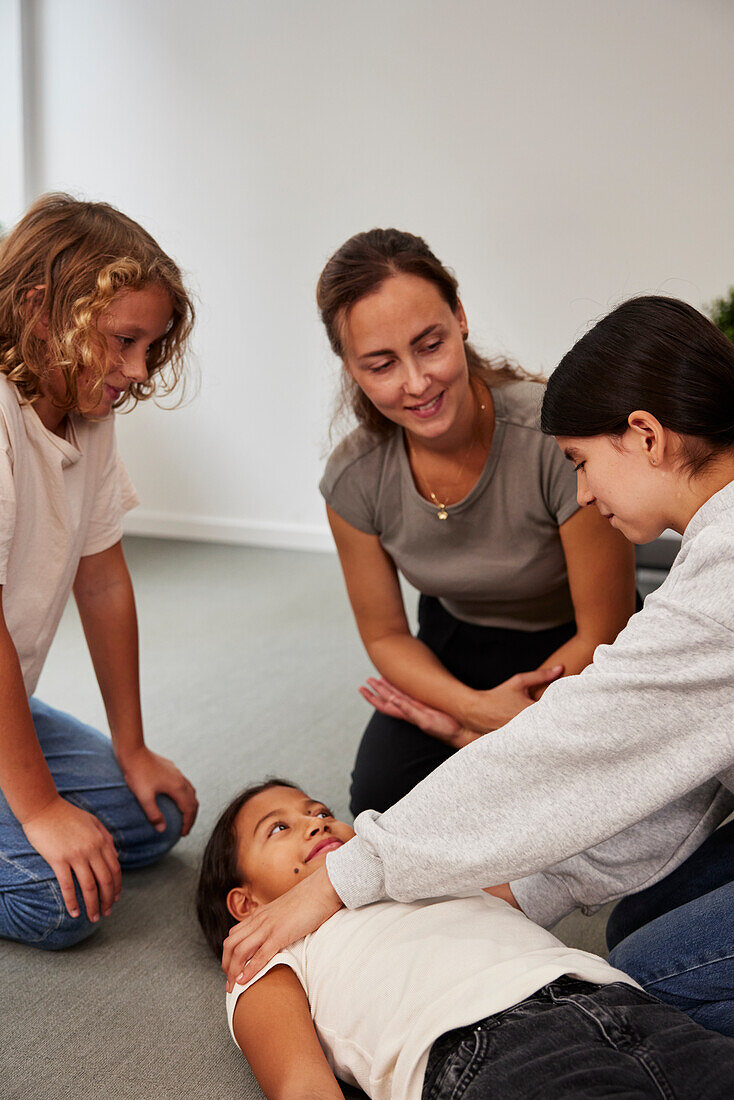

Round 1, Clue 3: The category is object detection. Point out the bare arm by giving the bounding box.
[74,541,198,834]
[232,966,344,1100]
[0,588,120,920]
[328,505,557,737]
[0,592,58,822]
[531,505,637,682]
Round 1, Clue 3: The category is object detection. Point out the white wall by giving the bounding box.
[20,0,734,548]
[0,0,26,228]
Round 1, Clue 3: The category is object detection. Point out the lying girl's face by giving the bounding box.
[557,430,673,543]
[231,786,355,906]
[81,283,174,418]
[341,272,472,441]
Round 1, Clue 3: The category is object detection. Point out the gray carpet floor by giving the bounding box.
[0,538,664,1099]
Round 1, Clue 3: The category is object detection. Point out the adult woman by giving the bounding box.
[224,295,734,1037]
[317,229,636,815]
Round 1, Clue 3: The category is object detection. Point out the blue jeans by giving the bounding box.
[607,821,734,1037]
[0,698,182,950]
[421,978,734,1098]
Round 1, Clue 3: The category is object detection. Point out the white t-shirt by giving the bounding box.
[0,375,138,695]
[226,893,636,1100]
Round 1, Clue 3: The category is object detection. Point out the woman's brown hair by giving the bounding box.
[317,228,529,436]
[0,192,194,414]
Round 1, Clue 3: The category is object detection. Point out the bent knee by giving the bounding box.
[156,794,184,851]
[119,794,183,869]
[0,880,99,951]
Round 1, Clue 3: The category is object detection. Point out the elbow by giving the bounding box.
[362,628,410,666]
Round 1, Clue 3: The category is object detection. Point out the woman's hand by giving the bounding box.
[117,745,198,836]
[360,677,483,748]
[463,666,564,732]
[22,796,121,921]
[222,865,343,992]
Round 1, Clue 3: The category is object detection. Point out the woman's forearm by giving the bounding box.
[535,632,598,679]
[366,632,476,725]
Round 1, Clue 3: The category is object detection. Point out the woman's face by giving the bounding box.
[341,273,472,440]
[556,430,673,544]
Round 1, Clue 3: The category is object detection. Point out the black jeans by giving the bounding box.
[350,595,575,817]
[421,978,734,1099]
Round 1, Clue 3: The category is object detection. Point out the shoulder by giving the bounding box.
[665,491,734,630]
[226,948,306,1044]
[319,424,396,503]
[321,424,394,495]
[0,375,25,443]
[492,378,546,431]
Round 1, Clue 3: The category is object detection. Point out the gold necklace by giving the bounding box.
[409,383,488,520]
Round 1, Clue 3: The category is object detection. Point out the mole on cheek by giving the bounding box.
[294,868,299,874]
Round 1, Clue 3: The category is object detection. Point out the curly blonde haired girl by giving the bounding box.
[0,194,198,950]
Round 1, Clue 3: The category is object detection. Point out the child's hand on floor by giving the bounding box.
[222,865,343,992]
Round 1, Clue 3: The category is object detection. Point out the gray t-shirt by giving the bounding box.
[319,381,580,632]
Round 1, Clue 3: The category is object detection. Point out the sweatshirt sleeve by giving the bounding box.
[326,529,734,910]
[509,770,733,927]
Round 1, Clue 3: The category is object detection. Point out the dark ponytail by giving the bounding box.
[541,296,734,474]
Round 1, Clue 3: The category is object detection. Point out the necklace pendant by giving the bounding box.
[437,508,448,520]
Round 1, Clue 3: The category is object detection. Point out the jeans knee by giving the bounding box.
[607,936,644,984]
[0,879,99,951]
[120,794,183,869]
[157,794,183,849]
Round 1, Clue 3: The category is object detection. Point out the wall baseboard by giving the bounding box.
[123,509,334,553]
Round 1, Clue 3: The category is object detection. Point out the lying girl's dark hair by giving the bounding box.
[196,778,298,958]
[317,228,529,436]
[541,295,734,475]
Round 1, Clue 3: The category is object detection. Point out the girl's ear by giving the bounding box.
[627,410,667,466]
[227,885,256,922]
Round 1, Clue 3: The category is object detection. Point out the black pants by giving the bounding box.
[421,978,734,1099]
[349,596,575,817]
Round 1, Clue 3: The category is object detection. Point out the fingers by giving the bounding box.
[138,788,167,833]
[513,665,564,693]
[137,776,199,837]
[72,861,102,923]
[179,783,198,837]
[102,835,122,904]
[165,778,199,837]
[235,943,277,989]
[50,823,120,922]
[53,863,81,919]
[364,678,426,721]
[358,685,404,720]
[222,922,265,991]
[88,852,117,918]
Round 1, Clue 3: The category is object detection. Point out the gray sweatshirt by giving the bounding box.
[326,480,734,927]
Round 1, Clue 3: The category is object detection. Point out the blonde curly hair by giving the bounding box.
[0,193,194,413]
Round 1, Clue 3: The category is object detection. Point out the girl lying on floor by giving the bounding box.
[196,780,734,1100]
